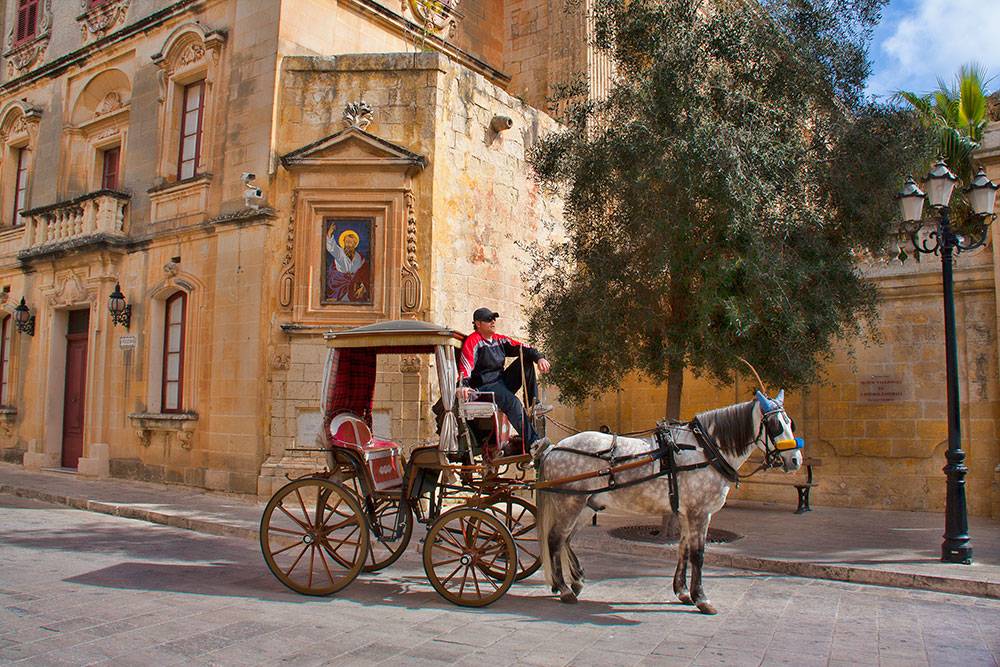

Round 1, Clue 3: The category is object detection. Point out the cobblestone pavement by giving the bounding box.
[1,493,998,667]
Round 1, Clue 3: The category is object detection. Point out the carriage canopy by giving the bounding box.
[322,320,464,450]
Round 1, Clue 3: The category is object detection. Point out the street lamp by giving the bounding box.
[13,298,34,336]
[108,282,131,329]
[896,160,998,565]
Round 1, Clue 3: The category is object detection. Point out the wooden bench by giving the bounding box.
[742,456,821,513]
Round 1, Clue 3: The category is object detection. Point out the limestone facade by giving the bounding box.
[0,0,572,494]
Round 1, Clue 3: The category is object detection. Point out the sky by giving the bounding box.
[866,0,1000,100]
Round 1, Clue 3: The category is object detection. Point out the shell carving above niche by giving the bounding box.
[405,0,461,37]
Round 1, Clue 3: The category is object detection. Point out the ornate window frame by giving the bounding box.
[66,68,132,195]
[0,101,41,227]
[150,24,225,191]
[3,0,51,79]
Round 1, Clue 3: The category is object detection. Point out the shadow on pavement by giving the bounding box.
[63,560,712,626]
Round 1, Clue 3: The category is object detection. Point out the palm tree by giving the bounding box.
[896,63,994,184]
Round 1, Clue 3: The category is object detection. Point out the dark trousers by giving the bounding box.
[476,357,540,445]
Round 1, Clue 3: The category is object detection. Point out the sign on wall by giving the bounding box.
[118,335,137,350]
[859,375,904,403]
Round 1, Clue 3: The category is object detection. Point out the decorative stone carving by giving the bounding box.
[129,412,198,451]
[343,101,374,130]
[49,273,89,308]
[407,0,460,37]
[179,42,206,66]
[4,0,53,78]
[272,353,290,370]
[94,91,124,117]
[176,429,194,450]
[163,260,179,276]
[137,430,151,447]
[401,190,422,316]
[279,191,296,309]
[78,0,130,40]
[400,355,421,373]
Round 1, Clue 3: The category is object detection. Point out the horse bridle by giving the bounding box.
[755,403,802,469]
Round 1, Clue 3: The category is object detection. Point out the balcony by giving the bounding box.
[18,190,130,260]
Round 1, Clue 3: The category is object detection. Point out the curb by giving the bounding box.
[0,483,258,542]
[572,532,1000,600]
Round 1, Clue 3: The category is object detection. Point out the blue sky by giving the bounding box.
[866,0,1000,100]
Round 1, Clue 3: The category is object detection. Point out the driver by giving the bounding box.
[457,307,552,449]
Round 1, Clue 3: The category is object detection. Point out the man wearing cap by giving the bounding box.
[457,308,552,449]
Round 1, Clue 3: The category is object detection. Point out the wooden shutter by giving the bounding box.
[161,292,187,412]
[12,149,29,226]
[0,316,10,404]
[101,146,120,190]
[16,0,39,44]
[177,81,205,180]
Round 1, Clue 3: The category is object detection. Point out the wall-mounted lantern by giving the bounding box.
[108,282,131,329]
[14,298,34,336]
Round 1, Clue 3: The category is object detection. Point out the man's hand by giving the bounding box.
[537,357,551,374]
[458,386,473,401]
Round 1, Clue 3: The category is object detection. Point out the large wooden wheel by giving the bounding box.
[422,507,516,607]
[260,478,369,596]
[363,496,413,572]
[483,497,541,581]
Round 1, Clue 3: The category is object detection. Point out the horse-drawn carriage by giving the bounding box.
[259,319,804,612]
[259,320,541,607]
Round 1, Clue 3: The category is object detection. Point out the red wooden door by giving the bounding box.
[61,324,88,468]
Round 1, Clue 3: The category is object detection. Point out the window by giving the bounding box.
[15,0,39,44]
[101,146,120,190]
[0,315,10,404]
[177,81,205,180]
[12,148,28,226]
[161,292,186,412]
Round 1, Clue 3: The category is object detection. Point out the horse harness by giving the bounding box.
[534,417,742,514]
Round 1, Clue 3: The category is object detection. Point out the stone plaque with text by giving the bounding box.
[859,375,904,403]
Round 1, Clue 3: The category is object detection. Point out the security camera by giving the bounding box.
[242,173,264,210]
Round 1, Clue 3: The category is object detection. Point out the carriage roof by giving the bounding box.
[324,319,463,353]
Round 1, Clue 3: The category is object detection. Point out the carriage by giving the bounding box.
[259,320,542,607]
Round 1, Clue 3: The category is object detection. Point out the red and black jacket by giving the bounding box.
[458,332,543,389]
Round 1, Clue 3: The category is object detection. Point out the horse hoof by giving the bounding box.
[696,601,717,615]
[677,592,693,605]
[571,581,583,596]
[559,591,579,604]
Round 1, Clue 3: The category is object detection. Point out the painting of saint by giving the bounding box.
[323,218,372,304]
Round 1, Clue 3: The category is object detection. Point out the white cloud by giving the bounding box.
[867,0,1000,98]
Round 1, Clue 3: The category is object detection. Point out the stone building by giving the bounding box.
[0,0,590,494]
[580,117,1000,519]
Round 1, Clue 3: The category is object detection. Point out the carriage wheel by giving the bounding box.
[363,497,414,572]
[483,497,541,581]
[260,478,369,596]
[422,507,516,607]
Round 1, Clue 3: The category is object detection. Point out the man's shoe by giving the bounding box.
[531,402,554,417]
[530,436,554,460]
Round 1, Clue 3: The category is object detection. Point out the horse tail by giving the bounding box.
[536,450,557,589]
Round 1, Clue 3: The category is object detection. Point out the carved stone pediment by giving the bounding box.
[280,127,427,170]
[78,0,130,40]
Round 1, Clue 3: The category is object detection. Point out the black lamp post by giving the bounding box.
[108,282,131,329]
[13,298,34,336]
[896,160,998,564]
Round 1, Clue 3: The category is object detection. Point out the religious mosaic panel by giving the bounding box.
[322,217,373,304]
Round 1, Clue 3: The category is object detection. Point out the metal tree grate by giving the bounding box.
[608,524,741,545]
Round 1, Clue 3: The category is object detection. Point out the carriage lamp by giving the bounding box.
[108,282,131,329]
[13,298,34,336]
[895,161,998,565]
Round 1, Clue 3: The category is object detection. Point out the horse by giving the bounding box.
[534,390,802,614]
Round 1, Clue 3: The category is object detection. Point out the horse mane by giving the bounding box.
[694,400,757,457]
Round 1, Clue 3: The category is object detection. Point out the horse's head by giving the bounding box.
[754,390,802,472]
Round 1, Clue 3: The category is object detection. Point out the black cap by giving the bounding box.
[473,307,499,322]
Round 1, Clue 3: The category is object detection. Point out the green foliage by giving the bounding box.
[526,0,934,409]
[896,63,994,183]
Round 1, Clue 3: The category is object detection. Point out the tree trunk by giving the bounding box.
[664,360,684,420]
